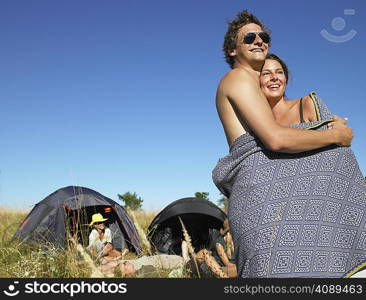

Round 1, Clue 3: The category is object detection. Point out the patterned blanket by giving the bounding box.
[212,93,366,277]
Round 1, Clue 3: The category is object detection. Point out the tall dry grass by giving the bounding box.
[0,207,161,278]
[0,207,93,278]
[0,207,211,278]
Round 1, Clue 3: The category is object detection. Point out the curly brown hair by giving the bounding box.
[223,10,271,69]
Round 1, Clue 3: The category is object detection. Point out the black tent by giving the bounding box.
[12,186,141,254]
[147,197,226,255]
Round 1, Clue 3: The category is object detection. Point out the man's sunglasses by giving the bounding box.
[243,32,270,44]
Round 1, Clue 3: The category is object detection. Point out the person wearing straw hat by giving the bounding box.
[87,213,128,259]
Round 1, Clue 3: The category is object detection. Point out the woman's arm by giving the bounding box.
[87,230,98,248]
[218,69,353,153]
[104,228,112,244]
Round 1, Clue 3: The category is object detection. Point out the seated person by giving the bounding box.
[96,220,237,278]
[195,219,237,278]
[87,213,129,259]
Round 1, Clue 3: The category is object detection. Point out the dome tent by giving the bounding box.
[12,186,141,254]
[147,197,226,255]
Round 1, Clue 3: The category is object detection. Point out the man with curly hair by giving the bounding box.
[214,10,354,278]
[216,10,351,151]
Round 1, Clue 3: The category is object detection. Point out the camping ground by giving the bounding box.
[0,207,168,278]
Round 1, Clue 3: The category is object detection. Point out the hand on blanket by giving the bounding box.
[328,115,354,147]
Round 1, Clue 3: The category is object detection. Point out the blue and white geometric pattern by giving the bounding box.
[348,185,366,208]
[299,155,321,175]
[322,201,341,223]
[318,226,335,247]
[313,175,331,196]
[350,254,366,270]
[279,225,301,247]
[286,200,306,221]
[293,176,315,196]
[241,207,262,233]
[356,232,366,251]
[271,180,294,201]
[245,184,271,210]
[272,251,295,274]
[299,225,318,246]
[313,251,330,272]
[253,165,276,185]
[277,160,300,179]
[329,177,349,200]
[254,226,279,250]
[329,252,349,273]
[333,228,357,249]
[337,153,356,178]
[294,251,313,273]
[261,202,287,225]
[257,151,272,166]
[250,253,271,277]
[243,232,256,255]
[339,205,364,227]
[212,95,366,277]
[305,200,324,221]
[319,152,339,172]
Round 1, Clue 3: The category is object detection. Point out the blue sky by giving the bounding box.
[0,0,365,211]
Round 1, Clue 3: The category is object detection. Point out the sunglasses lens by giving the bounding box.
[243,32,256,44]
[243,32,270,44]
[259,32,270,43]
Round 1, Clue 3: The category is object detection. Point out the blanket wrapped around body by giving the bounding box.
[212,93,366,277]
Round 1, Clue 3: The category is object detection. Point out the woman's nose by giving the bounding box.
[269,73,278,81]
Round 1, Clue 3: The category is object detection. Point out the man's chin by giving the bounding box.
[251,54,266,62]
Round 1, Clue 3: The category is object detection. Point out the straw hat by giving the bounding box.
[89,213,108,227]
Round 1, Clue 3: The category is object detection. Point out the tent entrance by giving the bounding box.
[65,205,119,247]
[150,213,222,255]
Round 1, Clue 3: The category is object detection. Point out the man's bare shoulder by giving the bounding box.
[217,68,258,101]
[218,68,252,88]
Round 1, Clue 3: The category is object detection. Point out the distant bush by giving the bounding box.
[118,192,143,210]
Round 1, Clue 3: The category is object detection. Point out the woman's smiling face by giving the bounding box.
[260,59,287,101]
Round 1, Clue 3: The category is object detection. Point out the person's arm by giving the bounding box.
[88,229,98,248]
[105,228,112,244]
[201,250,228,278]
[219,69,353,153]
[215,243,231,266]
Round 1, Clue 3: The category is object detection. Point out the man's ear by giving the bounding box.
[228,49,237,57]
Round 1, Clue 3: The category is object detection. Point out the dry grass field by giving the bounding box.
[0,207,185,278]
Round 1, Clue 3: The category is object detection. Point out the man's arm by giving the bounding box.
[220,69,353,153]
